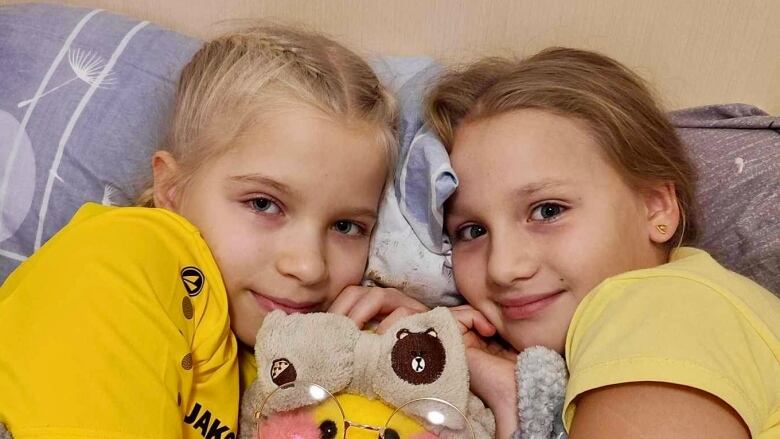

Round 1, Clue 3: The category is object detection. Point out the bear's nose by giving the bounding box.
[412,356,426,372]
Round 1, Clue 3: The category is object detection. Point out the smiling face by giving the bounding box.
[445,109,669,353]
[159,104,388,346]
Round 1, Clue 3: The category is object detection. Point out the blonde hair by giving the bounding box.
[425,47,698,247]
[137,25,398,206]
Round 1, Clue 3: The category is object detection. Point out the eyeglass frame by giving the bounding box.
[254,380,476,439]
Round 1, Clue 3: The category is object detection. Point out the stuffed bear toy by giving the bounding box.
[239,307,568,439]
[239,307,496,438]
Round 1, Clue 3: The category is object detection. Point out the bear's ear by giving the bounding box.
[270,358,297,386]
[425,328,438,338]
[396,329,411,340]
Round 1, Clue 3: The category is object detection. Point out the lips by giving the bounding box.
[251,290,322,314]
[499,290,564,320]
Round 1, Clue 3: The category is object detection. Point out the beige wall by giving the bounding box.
[3,0,779,113]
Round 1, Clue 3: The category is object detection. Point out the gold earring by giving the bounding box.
[656,224,668,235]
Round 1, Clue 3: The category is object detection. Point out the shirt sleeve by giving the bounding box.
[0,208,203,438]
[563,275,771,436]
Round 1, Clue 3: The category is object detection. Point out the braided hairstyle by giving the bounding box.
[137,25,398,206]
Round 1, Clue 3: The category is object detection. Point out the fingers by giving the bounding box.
[450,306,496,337]
[327,285,367,316]
[375,306,418,334]
[462,330,489,350]
[328,285,428,330]
[465,347,518,407]
[466,348,520,438]
[485,338,520,361]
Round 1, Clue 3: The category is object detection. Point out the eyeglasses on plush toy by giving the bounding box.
[254,381,475,438]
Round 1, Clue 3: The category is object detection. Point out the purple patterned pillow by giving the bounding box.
[671,104,779,294]
[0,3,200,280]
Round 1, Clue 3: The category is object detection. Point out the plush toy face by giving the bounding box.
[255,393,438,439]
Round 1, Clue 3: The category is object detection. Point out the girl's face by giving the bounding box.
[445,109,671,353]
[157,104,388,346]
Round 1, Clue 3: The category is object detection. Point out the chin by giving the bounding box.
[503,324,563,353]
[235,320,265,347]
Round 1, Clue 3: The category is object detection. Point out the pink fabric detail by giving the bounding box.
[254,407,320,439]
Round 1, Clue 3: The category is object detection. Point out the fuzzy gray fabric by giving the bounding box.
[512,346,568,439]
[0,423,11,439]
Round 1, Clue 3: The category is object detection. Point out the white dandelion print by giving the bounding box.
[17,48,118,108]
[34,19,148,250]
[101,183,120,206]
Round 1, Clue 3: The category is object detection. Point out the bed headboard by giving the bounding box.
[4,0,779,114]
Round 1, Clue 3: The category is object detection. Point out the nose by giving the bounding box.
[486,228,539,287]
[275,230,328,286]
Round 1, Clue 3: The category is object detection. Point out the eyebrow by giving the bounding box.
[345,208,379,222]
[514,179,570,197]
[229,174,298,198]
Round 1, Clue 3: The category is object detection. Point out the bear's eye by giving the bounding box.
[382,428,400,439]
[319,420,338,439]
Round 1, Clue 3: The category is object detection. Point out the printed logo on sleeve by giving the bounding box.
[180,266,205,297]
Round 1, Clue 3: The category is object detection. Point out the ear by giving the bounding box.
[642,181,680,244]
[151,151,181,210]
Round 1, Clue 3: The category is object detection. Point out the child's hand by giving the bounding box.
[450,305,519,438]
[449,304,498,347]
[467,346,519,439]
[328,285,429,334]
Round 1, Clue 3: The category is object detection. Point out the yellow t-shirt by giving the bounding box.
[564,247,780,438]
[0,203,240,439]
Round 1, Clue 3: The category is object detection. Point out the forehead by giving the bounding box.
[183,103,390,219]
[444,109,641,217]
[450,109,614,186]
[220,105,387,184]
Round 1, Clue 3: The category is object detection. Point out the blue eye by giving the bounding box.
[249,197,281,214]
[455,224,487,242]
[530,203,565,221]
[333,220,365,236]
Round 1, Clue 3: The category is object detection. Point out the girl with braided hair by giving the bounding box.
[0,25,424,438]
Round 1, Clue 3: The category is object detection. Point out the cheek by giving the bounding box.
[452,249,484,297]
[551,234,620,297]
[206,225,272,289]
[328,242,370,290]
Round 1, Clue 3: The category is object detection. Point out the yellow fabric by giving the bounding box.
[564,247,780,438]
[0,203,239,439]
[317,394,427,439]
[238,345,257,397]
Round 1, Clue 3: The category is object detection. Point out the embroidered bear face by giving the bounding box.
[270,358,297,386]
[391,328,446,385]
